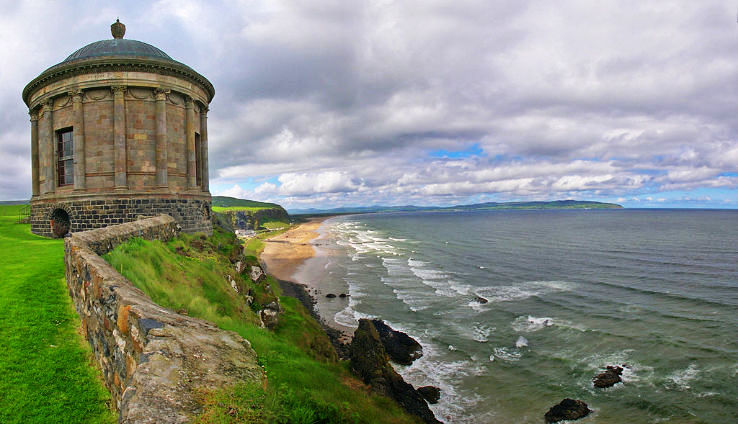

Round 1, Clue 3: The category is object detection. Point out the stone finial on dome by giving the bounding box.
[111,18,126,39]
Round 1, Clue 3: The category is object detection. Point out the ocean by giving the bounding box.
[293,209,738,423]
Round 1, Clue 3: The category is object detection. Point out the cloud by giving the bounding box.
[277,171,360,196]
[1,0,736,209]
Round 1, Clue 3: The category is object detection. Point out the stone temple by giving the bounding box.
[23,20,213,237]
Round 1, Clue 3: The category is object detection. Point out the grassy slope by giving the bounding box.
[0,205,115,424]
[211,196,282,210]
[105,227,418,424]
[212,196,290,230]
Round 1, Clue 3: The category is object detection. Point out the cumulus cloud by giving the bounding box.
[1,0,736,208]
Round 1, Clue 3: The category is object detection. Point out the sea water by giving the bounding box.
[297,209,738,423]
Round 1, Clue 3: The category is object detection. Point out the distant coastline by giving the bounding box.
[290,199,623,215]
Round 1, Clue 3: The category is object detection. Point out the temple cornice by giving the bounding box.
[22,56,214,106]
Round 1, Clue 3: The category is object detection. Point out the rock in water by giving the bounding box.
[350,319,441,424]
[370,319,423,365]
[544,398,591,423]
[593,365,624,388]
[473,295,488,304]
[417,386,441,404]
[326,293,337,298]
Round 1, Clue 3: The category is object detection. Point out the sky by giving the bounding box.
[1,0,737,210]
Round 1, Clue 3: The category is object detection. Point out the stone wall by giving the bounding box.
[32,196,212,237]
[64,215,261,423]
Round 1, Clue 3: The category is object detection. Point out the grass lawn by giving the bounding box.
[0,205,115,424]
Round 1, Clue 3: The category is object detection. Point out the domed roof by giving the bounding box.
[63,39,174,63]
[23,19,215,106]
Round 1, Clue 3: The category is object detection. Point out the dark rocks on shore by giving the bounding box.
[544,398,591,423]
[417,386,441,404]
[593,365,624,388]
[326,293,337,298]
[339,293,349,298]
[370,319,423,366]
[276,278,350,359]
[350,319,441,424]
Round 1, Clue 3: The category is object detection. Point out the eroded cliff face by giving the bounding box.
[216,207,289,231]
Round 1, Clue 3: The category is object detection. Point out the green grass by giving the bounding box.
[104,228,419,424]
[0,205,115,424]
[211,196,282,209]
[212,206,275,213]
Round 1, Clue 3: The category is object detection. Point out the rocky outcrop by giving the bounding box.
[370,319,423,366]
[593,365,624,388]
[249,265,264,282]
[350,319,441,424]
[417,386,441,404]
[259,300,282,329]
[64,215,262,423]
[544,398,591,423]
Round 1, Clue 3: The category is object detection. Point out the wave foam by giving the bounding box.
[474,280,573,303]
[511,315,554,332]
[666,364,699,391]
[492,347,522,362]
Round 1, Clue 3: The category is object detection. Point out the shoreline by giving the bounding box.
[260,216,355,343]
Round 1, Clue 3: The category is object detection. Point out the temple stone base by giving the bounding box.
[31,194,212,237]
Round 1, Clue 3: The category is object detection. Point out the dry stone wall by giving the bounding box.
[64,215,261,423]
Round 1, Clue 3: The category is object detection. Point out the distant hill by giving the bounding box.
[211,196,282,210]
[211,196,290,231]
[289,200,623,215]
[0,200,28,205]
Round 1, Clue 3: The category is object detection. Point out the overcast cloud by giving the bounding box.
[1,0,737,209]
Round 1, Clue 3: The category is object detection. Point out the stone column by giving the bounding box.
[155,88,169,187]
[185,96,196,189]
[71,90,86,190]
[112,86,127,190]
[42,99,55,194]
[29,110,39,197]
[199,106,209,192]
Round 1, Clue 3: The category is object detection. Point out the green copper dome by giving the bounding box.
[63,39,174,63]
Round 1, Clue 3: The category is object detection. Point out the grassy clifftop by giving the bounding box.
[0,205,115,424]
[212,196,290,231]
[104,225,419,423]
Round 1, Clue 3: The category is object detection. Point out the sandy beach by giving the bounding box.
[260,217,328,282]
[260,217,355,338]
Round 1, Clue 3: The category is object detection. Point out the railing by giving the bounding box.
[17,205,30,224]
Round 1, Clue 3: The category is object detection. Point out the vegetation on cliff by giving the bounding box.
[212,196,290,231]
[0,205,115,424]
[104,224,419,423]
